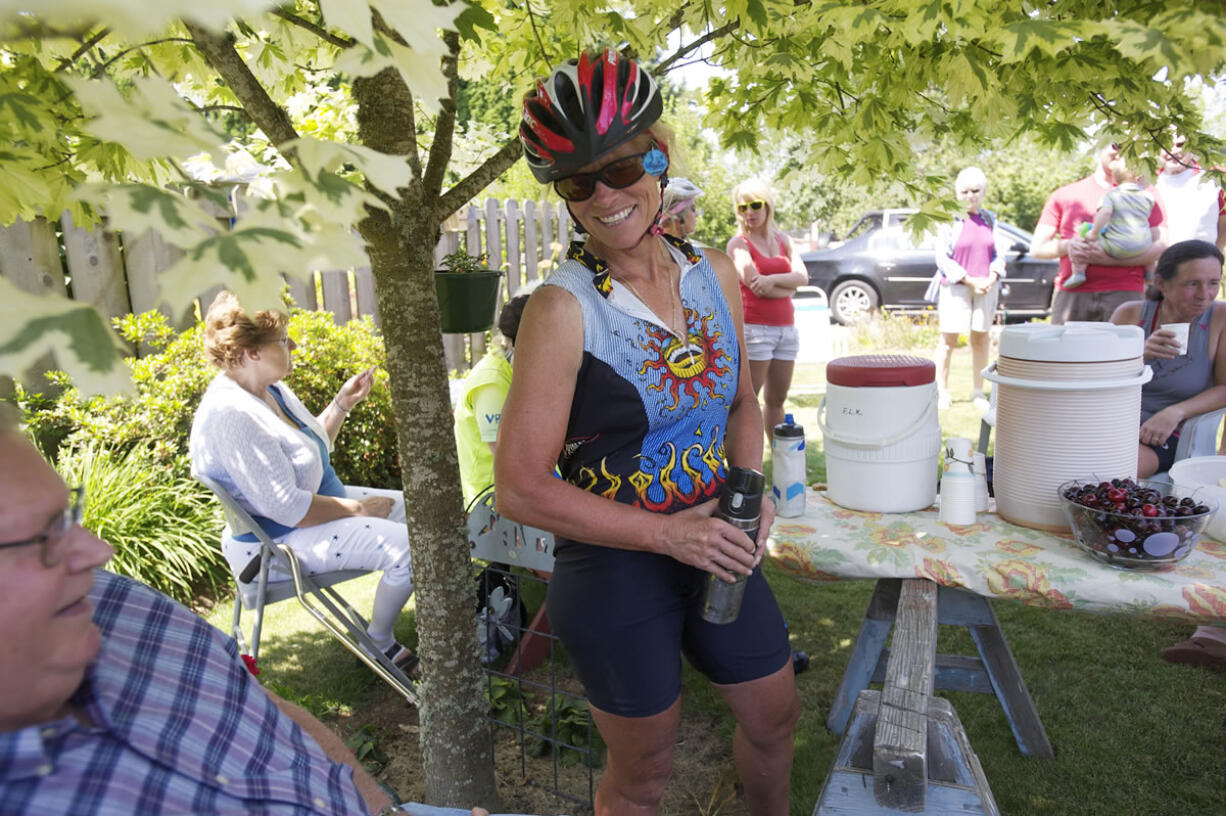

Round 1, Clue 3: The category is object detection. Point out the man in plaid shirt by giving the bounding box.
[0,421,396,815]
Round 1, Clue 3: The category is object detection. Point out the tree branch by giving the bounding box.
[271,8,355,50]
[525,0,552,72]
[437,137,523,217]
[185,22,300,156]
[656,20,740,74]
[55,27,110,72]
[422,31,460,201]
[91,37,195,78]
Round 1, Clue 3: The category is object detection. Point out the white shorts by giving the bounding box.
[938,282,998,335]
[223,485,413,588]
[744,323,800,362]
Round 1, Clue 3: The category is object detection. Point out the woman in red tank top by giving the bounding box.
[725,179,809,438]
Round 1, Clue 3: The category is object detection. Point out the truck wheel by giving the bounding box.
[829,280,879,325]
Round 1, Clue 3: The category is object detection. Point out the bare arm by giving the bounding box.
[317,368,375,442]
[1028,222,1063,259]
[726,235,759,288]
[495,284,757,580]
[296,494,392,527]
[1088,203,1112,238]
[267,691,392,815]
[1070,235,1167,268]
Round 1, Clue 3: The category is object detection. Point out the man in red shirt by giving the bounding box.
[1030,143,1167,323]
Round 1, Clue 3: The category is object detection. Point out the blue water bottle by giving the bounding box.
[772,413,807,517]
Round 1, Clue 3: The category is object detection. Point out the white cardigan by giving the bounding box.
[190,373,334,528]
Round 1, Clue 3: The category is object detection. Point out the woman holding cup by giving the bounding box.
[1110,239,1226,477]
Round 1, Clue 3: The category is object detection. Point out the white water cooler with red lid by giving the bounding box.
[983,322,1151,532]
[817,355,941,512]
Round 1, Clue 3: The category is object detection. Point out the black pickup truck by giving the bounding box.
[800,208,1058,325]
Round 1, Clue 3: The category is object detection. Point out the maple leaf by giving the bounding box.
[0,277,130,396]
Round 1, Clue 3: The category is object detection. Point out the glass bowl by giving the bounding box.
[1058,478,1218,570]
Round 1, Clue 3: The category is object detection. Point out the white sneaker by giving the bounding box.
[938,391,952,410]
[972,394,990,412]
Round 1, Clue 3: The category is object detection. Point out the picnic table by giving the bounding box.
[768,488,1226,758]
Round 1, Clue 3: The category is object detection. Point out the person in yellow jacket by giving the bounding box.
[454,292,531,505]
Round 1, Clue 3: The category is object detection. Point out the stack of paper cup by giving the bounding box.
[1161,322,1190,355]
[972,451,990,513]
[940,437,977,525]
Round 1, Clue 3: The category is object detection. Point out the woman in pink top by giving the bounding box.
[726,179,809,438]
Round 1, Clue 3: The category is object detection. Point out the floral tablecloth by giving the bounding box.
[768,488,1226,623]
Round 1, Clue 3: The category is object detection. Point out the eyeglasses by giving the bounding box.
[736,200,766,214]
[554,153,650,202]
[0,486,85,568]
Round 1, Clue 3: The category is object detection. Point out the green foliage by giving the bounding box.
[483,677,603,767]
[484,675,527,725]
[55,444,226,603]
[344,724,390,772]
[438,249,489,274]
[280,309,400,490]
[851,312,941,353]
[19,306,402,491]
[19,310,213,476]
[526,695,604,768]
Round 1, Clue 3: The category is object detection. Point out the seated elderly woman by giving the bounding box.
[189,291,417,671]
[1110,240,1226,478]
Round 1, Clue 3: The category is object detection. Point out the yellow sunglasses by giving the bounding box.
[736,200,766,214]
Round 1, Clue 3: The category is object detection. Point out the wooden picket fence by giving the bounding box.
[0,198,571,373]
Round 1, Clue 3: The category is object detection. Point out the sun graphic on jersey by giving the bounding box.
[639,309,732,410]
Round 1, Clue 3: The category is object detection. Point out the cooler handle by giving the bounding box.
[817,394,938,448]
[981,362,1153,391]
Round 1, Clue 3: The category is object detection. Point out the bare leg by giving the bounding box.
[714,662,801,815]
[1065,260,1087,289]
[588,699,681,814]
[760,359,795,438]
[969,329,990,396]
[935,332,958,407]
[748,358,770,397]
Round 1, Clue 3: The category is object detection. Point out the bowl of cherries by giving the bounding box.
[1058,478,1218,570]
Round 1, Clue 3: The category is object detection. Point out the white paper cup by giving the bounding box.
[1161,322,1190,355]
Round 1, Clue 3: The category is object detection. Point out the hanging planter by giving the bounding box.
[434,251,503,334]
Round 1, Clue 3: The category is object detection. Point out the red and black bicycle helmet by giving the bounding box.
[520,49,663,183]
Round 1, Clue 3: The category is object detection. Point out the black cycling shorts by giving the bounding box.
[545,543,792,718]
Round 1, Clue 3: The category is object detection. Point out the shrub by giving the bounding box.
[851,310,940,353]
[56,445,227,603]
[20,311,214,478]
[280,310,400,489]
[18,307,402,490]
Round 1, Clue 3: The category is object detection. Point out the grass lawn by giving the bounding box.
[204,332,1226,816]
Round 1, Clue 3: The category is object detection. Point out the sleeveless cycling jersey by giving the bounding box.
[543,235,739,518]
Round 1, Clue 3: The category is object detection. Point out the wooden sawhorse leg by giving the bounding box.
[828,578,1054,759]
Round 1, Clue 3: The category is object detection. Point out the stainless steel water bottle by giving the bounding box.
[700,466,765,625]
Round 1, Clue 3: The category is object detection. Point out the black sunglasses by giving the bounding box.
[554,152,650,202]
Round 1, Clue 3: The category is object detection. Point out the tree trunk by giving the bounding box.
[352,63,499,808]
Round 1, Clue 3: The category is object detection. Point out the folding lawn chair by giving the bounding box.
[196,473,419,706]
[466,487,556,674]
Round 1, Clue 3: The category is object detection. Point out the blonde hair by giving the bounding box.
[732,178,778,236]
[202,290,288,369]
[1109,157,1142,184]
